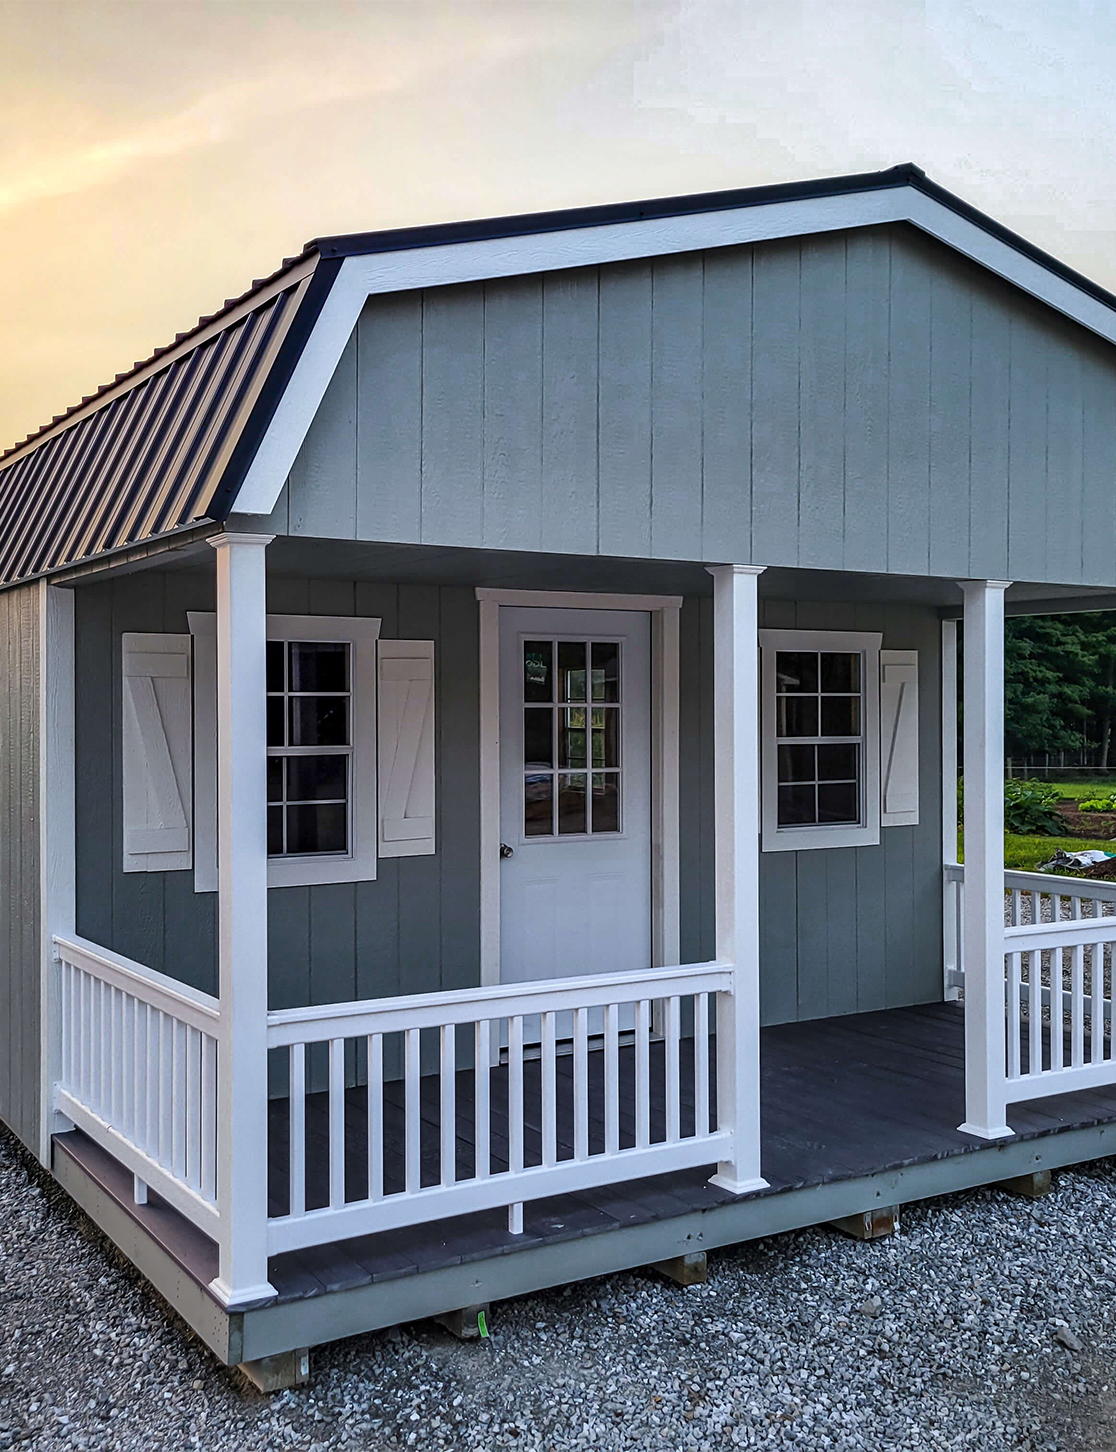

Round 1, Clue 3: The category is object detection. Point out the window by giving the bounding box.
[760,629,882,852]
[266,639,351,858]
[188,612,381,890]
[521,637,622,838]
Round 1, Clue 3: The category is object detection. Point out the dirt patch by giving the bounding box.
[1057,805,1116,840]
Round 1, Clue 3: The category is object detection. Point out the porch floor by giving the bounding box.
[54,1001,1116,1317]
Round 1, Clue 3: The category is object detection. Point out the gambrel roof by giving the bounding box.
[3,162,1116,588]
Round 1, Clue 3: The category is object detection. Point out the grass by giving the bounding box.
[1003,833,1111,872]
[957,830,1113,872]
[1030,777,1116,802]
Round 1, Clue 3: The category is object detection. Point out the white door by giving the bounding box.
[499,607,652,996]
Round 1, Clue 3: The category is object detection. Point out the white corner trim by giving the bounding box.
[39,581,76,1166]
[189,610,382,892]
[477,590,681,990]
[232,186,1116,519]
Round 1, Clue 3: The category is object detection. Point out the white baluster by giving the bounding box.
[541,1011,557,1170]
[573,1007,589,1163]
[694,992,710,1138]
[201,1034,217,1204]
[665,995,681,1143]
[405,1027,421,1195]
[508,1016,524,1176]
[1007,953,1021,1080]
[636,999,650,1149]
[367,1032,383,1200]
[440,1023,456,1188]
[289,1042,306,1217]
[329,1038,346,1209]
[1092,943,1104,1065]
[1028,953,1042,1077]
[474,1022,490,1182]
[604,1002,620,1156]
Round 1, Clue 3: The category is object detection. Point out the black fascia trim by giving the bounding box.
[208,255,342,521]
[309,161,1116,319]
[308,163,920,259]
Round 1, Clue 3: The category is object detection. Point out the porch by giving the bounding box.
[51,992,1116,1368]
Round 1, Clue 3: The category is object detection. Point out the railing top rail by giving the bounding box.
[54,934,221,1030]
[267,959,734,1046]
[944,862,964,882]
[1004,868,1116,901]
[1004,917,1116,951]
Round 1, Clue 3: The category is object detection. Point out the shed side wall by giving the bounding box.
[0,582,41,1152]
[272,223,1116,588]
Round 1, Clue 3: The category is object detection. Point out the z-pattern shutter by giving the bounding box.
[122,632,193,872]
[880,649,919,828]
[377,640,435,857]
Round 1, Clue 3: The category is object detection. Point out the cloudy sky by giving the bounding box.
[2,0,1114,450]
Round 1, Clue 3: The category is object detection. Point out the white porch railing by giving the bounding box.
[265,961,733,1256]
[945,866,1116,1105]
[54,935,221,1237]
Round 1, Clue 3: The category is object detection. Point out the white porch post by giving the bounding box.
[958,579,1013,1140]
[707,564,768,1194]
[209,532,276,1306]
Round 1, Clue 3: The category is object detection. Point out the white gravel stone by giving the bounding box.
[2,1125,1115,1449]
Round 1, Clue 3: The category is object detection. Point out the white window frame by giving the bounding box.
[759,628,882,853]
[189,612,381,889]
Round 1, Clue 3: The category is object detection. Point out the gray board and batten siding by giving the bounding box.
[264,221,1116,588]
[0,581,41,1154]
[70,568,941,1028]
[72,569,481,1011]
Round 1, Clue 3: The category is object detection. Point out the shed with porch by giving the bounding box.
[4,162,1116,1377]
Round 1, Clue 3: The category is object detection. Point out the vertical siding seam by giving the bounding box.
[594,269,601,555]
[795,245,803,566]
[480,286,488,547]
[418,291,426,543]
[699,254,706,557]
[840,237,849,570]
[967,293,974,576]
[748,249,756,560]
[885,233,893,568]
[649,263,657,558]
[1006,314,1014,574]
[925,268,933,575]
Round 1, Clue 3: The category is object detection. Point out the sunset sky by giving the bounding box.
[2,0,1114,451]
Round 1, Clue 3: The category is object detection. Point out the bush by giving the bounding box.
[1078,793,1116,813]
[1003,779,1065,835]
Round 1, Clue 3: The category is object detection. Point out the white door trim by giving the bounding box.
[476,587,681,989]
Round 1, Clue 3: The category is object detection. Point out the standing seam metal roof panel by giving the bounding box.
[0,274,310,586]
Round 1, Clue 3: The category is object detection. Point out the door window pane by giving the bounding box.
[524,709,553,768]
[591,773,619,832]
[591,643,620,702]
[558,708,588,768]
[557,773,587,834]
[592,708,619,768]
[524,775,553,835]
[558,642,587,702]
[524,642,552,703]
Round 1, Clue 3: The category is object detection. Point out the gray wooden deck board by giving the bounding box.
[53,1002,1116,1314]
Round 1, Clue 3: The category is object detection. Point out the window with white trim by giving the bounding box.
[187,612,382,890]
[759,629,882,852]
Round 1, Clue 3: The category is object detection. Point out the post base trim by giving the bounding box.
[709,1172,769,1196]
[957,1121,1015,1141]
[209,1276,278,1310]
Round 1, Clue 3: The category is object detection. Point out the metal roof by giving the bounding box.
[0,267,315,587]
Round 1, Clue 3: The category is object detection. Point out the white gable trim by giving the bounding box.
[234,182,1116,517]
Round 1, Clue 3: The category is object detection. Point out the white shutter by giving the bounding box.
[880,649,919,827]
[122,633,193,872]
[378,640,435,857]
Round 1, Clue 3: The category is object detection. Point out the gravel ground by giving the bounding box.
[4,1127,1116,1451]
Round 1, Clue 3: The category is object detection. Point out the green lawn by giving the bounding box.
[957,830,1113,872]
[1003,833,1110,872]
[1034,778,1116,802]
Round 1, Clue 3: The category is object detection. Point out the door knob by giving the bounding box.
[500,842,514,859]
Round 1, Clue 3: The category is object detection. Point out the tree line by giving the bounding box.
[1006,614,1116,766]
